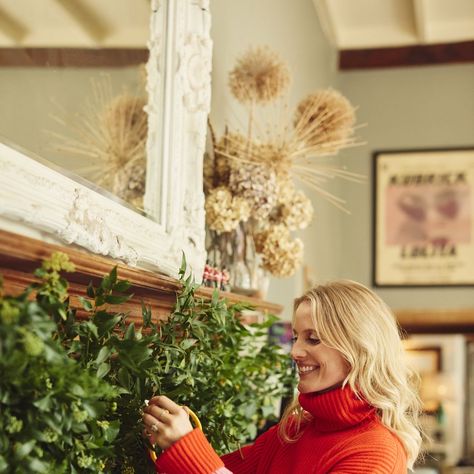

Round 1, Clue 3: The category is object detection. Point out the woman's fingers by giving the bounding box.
[143,396,194,450]
[142,427,158,445]
[148,395,181,414]
[143,413,164,432]
[144,405,171,424]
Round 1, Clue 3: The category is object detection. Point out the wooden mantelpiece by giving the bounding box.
[0,229,283,323]
[2,229,473,332]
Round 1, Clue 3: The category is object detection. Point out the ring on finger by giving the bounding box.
[150,423,159,433]
[158,408,169,420]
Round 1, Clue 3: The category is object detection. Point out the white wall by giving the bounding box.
[337,64,474,310]
[210,0,341,320]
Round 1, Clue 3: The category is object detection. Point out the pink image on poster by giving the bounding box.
[385,184,471,246]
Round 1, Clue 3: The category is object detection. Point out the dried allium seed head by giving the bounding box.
[293,89,355,152]
[101,95,148,158]
[228,46,290,105]
[254,142,292,175]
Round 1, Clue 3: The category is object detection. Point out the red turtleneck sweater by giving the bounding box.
[155,386,407,473]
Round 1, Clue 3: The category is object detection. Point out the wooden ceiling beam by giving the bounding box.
[53,0,110,44]
[339,40,474,69]
[0,47,148,67]
[0,5,28,44]
[412,0,429,43]
[312,0,340,47]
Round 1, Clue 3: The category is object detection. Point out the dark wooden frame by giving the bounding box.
[372,147,474,288]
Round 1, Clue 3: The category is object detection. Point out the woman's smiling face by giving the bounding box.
[290,301,350,393]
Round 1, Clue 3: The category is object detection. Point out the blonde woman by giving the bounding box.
[143,280,422,473]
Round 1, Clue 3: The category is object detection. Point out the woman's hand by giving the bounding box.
[142,395,194,450]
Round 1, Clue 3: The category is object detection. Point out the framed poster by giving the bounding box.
[373,148,474,287]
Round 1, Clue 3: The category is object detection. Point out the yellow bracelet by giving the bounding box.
[148,407,202,463]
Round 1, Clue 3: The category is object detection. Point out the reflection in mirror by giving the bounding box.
[0,1,157,217]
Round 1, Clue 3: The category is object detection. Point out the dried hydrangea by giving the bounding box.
[293,89,355,152]
[229,46,290,105]
[274,188,314,231]
[276,177,295,203]
[229,162,278,220]
[254,225,303,277]
[205,186,251,233]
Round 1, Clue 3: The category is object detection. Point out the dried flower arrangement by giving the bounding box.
[50,75,148,210]
[204,46,363,286]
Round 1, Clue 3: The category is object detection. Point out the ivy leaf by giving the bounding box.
[113,280,131,292]
[105,294,131,304]
[179,252,187,279]
[78,296,93,312]
[103,420,120,443]
[141,302,152,327]
[14,439,36,459]
[28,458,48,473]
[109,266,118,285]
[117,367,131,390]
[86,281,95,298]
[100,276,111,291]
[180,338,197,350]
[97,362,111,379]
[33,395,52,412]
[95,346,112,366]
[124,323,135,341]
[212,289,219,306]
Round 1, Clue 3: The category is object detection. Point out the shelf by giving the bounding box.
[0,229,283,323]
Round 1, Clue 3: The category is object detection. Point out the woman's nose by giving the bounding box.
[290,340,306,360]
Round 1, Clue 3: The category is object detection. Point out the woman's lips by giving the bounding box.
[297,365,320,376]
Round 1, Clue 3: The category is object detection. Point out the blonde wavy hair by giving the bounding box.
[278,280,423,469]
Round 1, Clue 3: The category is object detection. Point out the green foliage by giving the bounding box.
[1,252,295,473]
[0,253,119,473]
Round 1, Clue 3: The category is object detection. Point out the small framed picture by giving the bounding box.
[404,347,442,375]
[373,147,474,287]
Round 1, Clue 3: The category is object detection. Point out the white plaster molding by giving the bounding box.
[0,0,211,281]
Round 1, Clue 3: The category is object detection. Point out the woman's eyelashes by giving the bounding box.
[291,335,321,345]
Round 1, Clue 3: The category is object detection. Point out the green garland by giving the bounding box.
[0,253,294,473]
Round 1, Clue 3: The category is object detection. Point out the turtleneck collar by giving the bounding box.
[298,385,376,432]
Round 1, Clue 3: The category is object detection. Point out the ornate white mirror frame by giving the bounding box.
[0,0,211,279]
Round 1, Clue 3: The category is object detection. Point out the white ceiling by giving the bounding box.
[313,0,474,49]
[0,0,473,50]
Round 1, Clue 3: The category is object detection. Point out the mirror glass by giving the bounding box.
[0,0,157,218]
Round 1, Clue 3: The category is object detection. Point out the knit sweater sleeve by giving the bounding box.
[155,428,231,474]
[155,425,278,474]
[221,425,278,473]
